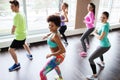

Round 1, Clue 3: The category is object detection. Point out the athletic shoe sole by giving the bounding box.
[9,66,21,72]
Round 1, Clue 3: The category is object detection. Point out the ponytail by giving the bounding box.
[90,3,96,16]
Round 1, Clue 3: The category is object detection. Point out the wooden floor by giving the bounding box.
[0,29,120,80]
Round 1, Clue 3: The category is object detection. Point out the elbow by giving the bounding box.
[99,38,102,40]
[62,18,68,22]
[66,19,69,22]
[62,49,66,53]
[61,48,66,53]
[99,37,103,40]
[64,49,66,53]
[64,20,68,22]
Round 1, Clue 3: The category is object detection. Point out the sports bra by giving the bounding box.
[47,35,58,48]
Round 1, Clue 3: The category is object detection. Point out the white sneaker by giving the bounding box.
[26,54,33,60]
[64,41,68,47]
[86,75,98,80]
[97,62,105,69]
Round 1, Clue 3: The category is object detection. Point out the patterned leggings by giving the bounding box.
[40,55,64,80]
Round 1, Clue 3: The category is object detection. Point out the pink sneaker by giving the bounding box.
[80,51,87,57]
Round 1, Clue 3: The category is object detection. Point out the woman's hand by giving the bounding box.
[42,36,48,40]
[54,12,60,16]
[83,20,86,23]
[46,54,52,58]
[42,33,51,40]
[93,29,98,35]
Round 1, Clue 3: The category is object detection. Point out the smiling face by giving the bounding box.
[101,14,108,23]
[87,4,93,11]
[48,21,58,32]
[61,3,66,11]
[61,3,68,11]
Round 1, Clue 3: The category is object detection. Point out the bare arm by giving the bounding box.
[61,11,68,22]
[11,26,16,34]
[43,33,52,40]
[93,30,106,40]
[54,12,60,16]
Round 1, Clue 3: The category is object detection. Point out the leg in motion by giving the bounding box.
[40,58,58,80]
[8,48,20,72]
[23,43,33,60]
[55,66,63,80]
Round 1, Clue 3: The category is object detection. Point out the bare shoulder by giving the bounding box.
[54,33,61,40]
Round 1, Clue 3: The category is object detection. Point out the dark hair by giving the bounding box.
[47,15,61,27]
[102,11,109,19]
[89,3,95,15]
[9,0,19,7]
[63,2,68,9]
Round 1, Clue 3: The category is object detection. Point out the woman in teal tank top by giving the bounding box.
[86,11,111,79]
[40,15,66,80]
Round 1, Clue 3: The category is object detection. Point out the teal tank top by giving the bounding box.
[47,35,58,48]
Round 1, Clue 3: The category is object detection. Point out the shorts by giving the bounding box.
[10,39,26,48]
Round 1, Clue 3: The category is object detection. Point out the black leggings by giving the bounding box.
[80,28,94,52]
[59,25,67,43]
[89,46,110,74]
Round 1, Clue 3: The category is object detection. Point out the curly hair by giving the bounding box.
[47,15,61,27]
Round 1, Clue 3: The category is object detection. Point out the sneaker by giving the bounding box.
[55,76,63,80]
[80,51,87,57]
[97,62,105,69]
[9,63,21,72]
[64,41,68,46]
[86,75,97,80]
[27,54,33,60]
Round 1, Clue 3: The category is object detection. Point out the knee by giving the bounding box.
[40,70,43,76]
[40,70,45,78]
[89,57,93,64]
[80,38,84,42]
[59,31,63,34]
[8,48,14,53]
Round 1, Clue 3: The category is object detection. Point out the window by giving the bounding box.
[0,0,13,37]
[26,0,59,34]
[63,0,77,28]
[0,0,23,37]
[0,0,77,38]
[97,0,120,24]
[109,0,120,24]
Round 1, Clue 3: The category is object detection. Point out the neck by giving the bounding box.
[62,9,66,12]
[103,21,107,24]
[15,9,19,13]
[52,31,57,34]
